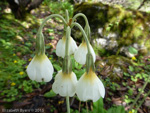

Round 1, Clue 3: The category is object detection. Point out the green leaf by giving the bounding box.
[129,66,134,72]
[93,98,107,113]
[128,47,138,54]
[53,64,61,71]
[48,36,55,40]
[45,45,51,49]
[47,29,54,32]
[44,90,56,98]
[107,106,126,113]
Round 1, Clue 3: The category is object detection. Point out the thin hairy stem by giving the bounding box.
[38,14,67,33]
[71,22,91,54]
[129,75,150,111]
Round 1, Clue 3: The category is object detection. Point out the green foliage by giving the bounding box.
[93,98,107,113]
[129,66,134,72]
[53,64,62,71]
[1,1,150,112]
[92,98,126,113]
[128,47,138,55]
[71,56,85,79]
[0,14,40,102]
[44,90,56,98]
[124,95,134,104]
[107,106,126,113]
[104,78,120,91]
[74,2,150,56]
[43,0,73,17]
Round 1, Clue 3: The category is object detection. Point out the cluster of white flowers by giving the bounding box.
[26,11,105,104]
[53,38,105,102]
[27,34,105,102]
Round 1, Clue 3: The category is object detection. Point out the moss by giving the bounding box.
[73,2,150,56]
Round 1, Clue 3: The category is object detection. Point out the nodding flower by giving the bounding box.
[26,54,54,82]
[76,68,105,102]
[52,70,77,97]
[74,41,96,65]
[56,36,78,58]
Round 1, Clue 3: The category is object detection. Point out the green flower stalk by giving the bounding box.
[52,27,78,98]
[71,14,105,102]
[52,11,77,113]
[26,31,54,82]
[26,10,105,113]
[27,13,67,83]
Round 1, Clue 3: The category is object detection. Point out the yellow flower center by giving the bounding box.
[83,68,97,84]
[81,41,87,47]
[62,37,66,43]
[62,36,72,44]
[60,72,73,80]
[33,54,47,63]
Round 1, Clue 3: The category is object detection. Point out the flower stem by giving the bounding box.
[65,26,71,56]
[72,13,90,30]
[65,11,71,113]
[38,14,67,32]
[36,14,66,55]
[129,75,150,111]
[72,13,91,40]
[86,101,89,113]
[71,22,91,54]
[65,10,69,23]
[66,96,70,113]
[135,89,150,111]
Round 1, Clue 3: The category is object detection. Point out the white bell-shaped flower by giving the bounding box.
[76,68,105,102]
[52,70,77,97]
[26,54,54,82]
[74,42,96,65]
[56,36,78,58]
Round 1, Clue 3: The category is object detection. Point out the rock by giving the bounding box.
[73,2,150,57]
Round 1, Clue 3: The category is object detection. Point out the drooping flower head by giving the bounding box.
[52,70,77,97]
[56,36,78,58]
[27,54,54,82]
[27,31,54,82]
[76,68,105,102]
[74,41,96,65]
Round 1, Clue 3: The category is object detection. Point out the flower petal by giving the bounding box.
[74,42,87,64]
[56,37,66,58]
[26,57,36,80]
[26,54,54,82]
[69,37,78,55]
[76,69,105,102]
[52,70,77,97]
[56,37,78,58]
[74,42,96,64]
